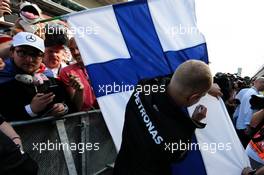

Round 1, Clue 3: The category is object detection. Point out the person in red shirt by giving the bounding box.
[59,38,98,111]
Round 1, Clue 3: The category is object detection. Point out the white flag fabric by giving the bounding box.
[186,95,250,175]
[67,0,250,174]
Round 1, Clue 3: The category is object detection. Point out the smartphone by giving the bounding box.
[4,14,18,23]
[48,84,60,94]
[36,84,59,94]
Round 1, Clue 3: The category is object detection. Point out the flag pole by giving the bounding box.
[33,15,65,24]
[34,0,130,24]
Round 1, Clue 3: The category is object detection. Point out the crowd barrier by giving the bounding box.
[10,110,117,175]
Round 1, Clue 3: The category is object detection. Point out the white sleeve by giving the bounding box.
[25,105,38,117]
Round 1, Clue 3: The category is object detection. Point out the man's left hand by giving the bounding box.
[192,105,207,122]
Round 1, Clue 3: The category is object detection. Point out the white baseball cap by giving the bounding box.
[12,32,45,53]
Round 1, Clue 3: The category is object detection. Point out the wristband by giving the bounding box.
[25,104,38,117]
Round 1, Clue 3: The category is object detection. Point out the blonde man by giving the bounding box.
[114,60,213,175]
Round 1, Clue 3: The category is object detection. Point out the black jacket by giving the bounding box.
[0,77,72,121]
[0,131,38,175]
[114,78,205,175]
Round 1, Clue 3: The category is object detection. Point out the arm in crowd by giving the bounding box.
[208,83,223,98]
[70,87,84,111]
[250,109,264,128]
[0,58,5,70]
[0,120,22,148]
[0,41,11,59]
[0,0,11,17]
[0,116,38,174]
[0,1,12,58]
[59,71,85,111]
[67,74,84,111]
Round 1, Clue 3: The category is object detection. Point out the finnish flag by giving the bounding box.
[67,0,250,174]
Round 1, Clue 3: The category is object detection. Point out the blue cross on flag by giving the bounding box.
[68,0,207,146]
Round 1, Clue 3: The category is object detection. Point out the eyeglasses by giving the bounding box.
[15,49,44,60]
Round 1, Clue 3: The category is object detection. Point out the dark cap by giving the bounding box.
[44,23,68,47]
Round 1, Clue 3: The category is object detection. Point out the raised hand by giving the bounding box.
[30,93,55,114]
[192,105,207,122]
[68,74,84,91]
[0,0,12,16]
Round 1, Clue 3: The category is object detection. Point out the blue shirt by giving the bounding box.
[233,88,249,120]
[236,87,260,130]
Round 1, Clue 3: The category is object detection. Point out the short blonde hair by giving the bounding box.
[171,60,213,95]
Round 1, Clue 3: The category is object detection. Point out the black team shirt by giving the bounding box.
[114,78,206,175]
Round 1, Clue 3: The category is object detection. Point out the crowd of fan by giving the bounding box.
[213,72,251,117]
[213,72,264,174]
[0,1,99,174]
[0,27,98,119]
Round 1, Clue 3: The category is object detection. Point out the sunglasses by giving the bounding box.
[15,49,44,59]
